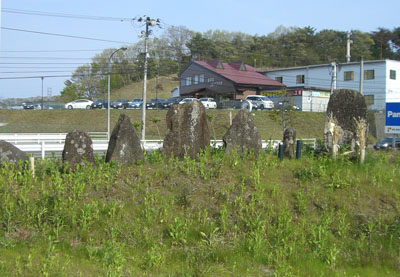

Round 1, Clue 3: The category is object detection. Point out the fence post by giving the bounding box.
[278,143,284,161]
[296,140,302,160]
[29,157,35,177]
[41,141,45,159]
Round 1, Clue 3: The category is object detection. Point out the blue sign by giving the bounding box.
[385,102,400,134]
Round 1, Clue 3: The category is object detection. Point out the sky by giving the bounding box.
[0,0,399,100]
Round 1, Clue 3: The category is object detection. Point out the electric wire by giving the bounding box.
[2,8,133,22]
[1,27,133,44]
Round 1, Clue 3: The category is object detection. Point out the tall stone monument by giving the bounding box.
[106,114,144,164]
[163,100,210,159]
[223,110,262,155]
[324,89,368,161]
[62,130,95,171]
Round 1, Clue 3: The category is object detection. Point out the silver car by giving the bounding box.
[245,95,274,110]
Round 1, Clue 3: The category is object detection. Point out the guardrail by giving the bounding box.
[0,133,316,159]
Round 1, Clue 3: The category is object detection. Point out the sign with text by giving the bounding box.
[385,102,400,134]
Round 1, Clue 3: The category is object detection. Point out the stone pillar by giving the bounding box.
[62,130,95,171]
[163,100,210,159]
[223,110,261,155]
[106,114,144,164]
[283,127,296,159]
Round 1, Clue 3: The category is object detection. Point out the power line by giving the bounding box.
[2,8,133,22]
[0,49,103,53]
[1,27,132,44]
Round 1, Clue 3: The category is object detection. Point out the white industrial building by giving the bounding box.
[264,59,400,111]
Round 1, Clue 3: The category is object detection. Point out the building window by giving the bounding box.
[390,70,396,80]
[364,70,375,80]
[180,78,186,86]
[364,95,374,106]
[185,76,192,86]
[199,74,204,83]
[275,76,283,83]
[296,75,305,84]
[344,71,354,81]
[194,75,199,85]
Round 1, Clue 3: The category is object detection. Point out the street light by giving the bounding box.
[107,47,127,140]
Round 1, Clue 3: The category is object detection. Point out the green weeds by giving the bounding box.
[0,150,399,275]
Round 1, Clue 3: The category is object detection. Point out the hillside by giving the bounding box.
[0,109,327,140]
[107,75,179,101]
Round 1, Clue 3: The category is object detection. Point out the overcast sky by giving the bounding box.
[1,0,399,99]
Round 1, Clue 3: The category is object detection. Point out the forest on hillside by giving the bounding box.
[60,25,400,101]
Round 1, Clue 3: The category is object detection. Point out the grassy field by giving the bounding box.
[0,148,399,276]
[0,109,327,141]
[110,75,179,101]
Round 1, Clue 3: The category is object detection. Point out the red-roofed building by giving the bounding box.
[178,60,285,101]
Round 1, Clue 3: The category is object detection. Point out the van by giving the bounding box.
[245,95,274,110]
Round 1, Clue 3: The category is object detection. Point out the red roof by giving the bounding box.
[194,60,285,87]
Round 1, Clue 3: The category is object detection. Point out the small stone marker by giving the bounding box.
[62,130,95,171]
[223,110,262,155]
[283,127,296,159]
[324,89,368,159]
[0,140,28,166]
[106,113,144,164]
[163,100,210,159]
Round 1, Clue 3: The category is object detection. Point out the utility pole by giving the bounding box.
[41,77,44,110]
[330,62,337,95]
[359,57,364,95]
[138,16,159,142]
[155,73,159,109]
[346,32,353,63]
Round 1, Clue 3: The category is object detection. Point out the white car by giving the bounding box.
[245,95,274,110]
[179,98,196,104]
[199,98,217,109]
[65,99,93,109]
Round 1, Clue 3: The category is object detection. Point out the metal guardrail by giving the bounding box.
[0,133,316,159]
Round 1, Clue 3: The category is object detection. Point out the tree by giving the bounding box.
[59,80,85,101]
[350,30,374,61]
[160,26,193,70]
[315,29,346,63]
[370,27,394,59]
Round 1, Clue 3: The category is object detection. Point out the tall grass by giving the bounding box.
[0,149,399,276]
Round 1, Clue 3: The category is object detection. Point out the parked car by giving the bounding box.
[373,137,400,150]
[276,101,301,111]
[163,97,182,108]
[245,95,274,110]
[22,101,35,110]
[110,99,129,109]
[199,98,217,109]
[179,98,196,104]
[146,98,165,109]
[129,98,143,109]
[91,99,108,109]
[65,99,93,109]
[232,99,244,109]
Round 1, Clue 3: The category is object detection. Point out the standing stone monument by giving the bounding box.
[62,130,95,171]
[0,140,28,166]
[283,127,296,159]
[324,89,368,160]
[223,110,262,155]
[163,100,210,159]
[106,113,144,164]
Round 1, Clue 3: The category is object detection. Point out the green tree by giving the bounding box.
[59,80,85,101]
[370,27,394,59]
